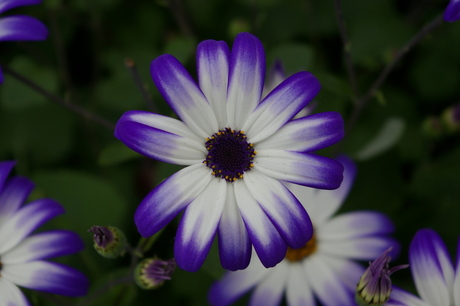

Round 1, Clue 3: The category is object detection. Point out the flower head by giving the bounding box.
[0,161,88,305]
[0,0,49,83]
[445,0,460,22]
[355,247,408,306]
[115,32,344,272]
[208,156,398,306]
[386,229,460,306]
[88,225,127,258]
[134,257,177,290]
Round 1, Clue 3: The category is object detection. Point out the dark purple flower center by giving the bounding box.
[203,128,256,182]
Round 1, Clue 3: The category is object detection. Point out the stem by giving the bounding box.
[2,65,115,131]
[332,0,358,101]
[346,13,444,135]
[125,58,157,112]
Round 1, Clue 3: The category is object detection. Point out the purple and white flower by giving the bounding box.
[0,0,48,84]
[445,0,460,22]
[115,32,344,272]
[387,229,460,306]
[0,161,89,305]
[208,156,398,306]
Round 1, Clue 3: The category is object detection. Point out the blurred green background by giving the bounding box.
[1,0,460,305]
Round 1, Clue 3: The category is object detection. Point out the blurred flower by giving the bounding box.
[88,225,127,258]
[355,247,408,306]
[445,0,460,22]
[441,102,460,132]
[115,32,345,272]
[0,0,49,83]
[134,257,177,290]
[386,229,460,306]
[208,156,398,306]
[0,161,88,305]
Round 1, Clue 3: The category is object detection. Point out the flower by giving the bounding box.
[134,257,177,290]
[445,0,460,22]
[115,32,344,272]
[386,229,460,306]
[0,161,89,305]
[0,0,49,83]
[208,156,398,306]
[355,247,408,306]
[88,225,128,258]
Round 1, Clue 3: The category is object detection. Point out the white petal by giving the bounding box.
[387,286,429,306]
[0,278,30,306]
[286,263,316,306]
[249,261,288,306]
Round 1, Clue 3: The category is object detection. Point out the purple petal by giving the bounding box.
[0,160,15,191]
[409,229,455,306]
[174,179,226,272]
[255,112,344,152]
[319,212,394,240]
[0,0,41,14]
[0,198,64,254]
[244,71,321,143]
[217,183,251,271]
[249,262,288,306]
[263,60,286,99]
[2,261,89,297]
[227,32,265,129]
[208,255,268,306]
[320,236,399,261]
[233,179,287,267]
[115,111,206,165]
[454,237,460,306]
[1,230,84,264]
[0,278,31,306]
[0,66,4,84]
[387,286,428,306]
[285,263,316,306]
[197,40,230,128]
[135,163,213,237]
[303,255,356,305]
[150,54,218,138]
[0,176,35,225]
[444,0,460,22]
[0,16,48,41]
[254,151,344,189]
[243,171,313,249]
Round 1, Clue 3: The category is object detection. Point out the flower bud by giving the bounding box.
[134,257,176,290]
[355,247,408,306]
[88,226,127,258]
[441,102,460,133]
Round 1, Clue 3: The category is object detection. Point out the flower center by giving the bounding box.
[285,234,317,262]
[203,128,256,182]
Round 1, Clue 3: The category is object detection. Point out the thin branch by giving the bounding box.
[125,58,157,112]
[332,0,358,101]
[166,0,195,39]
[346,13,444,134]
[2,65,115,130]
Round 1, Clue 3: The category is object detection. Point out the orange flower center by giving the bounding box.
[285,234,317,262]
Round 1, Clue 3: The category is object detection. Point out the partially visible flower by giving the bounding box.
[441,102,460,132]
[88,225,127,258]
[0,0,49,83]
[134,257,176,290]
[355,247,408,306]
[115,32,345,272]
[445,0,460,22]
[386,229,460,306]
[208,156,398,306]
[0,161,88,305]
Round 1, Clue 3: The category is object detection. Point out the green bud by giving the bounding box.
[88,226,127,258]
[134,257,176,290]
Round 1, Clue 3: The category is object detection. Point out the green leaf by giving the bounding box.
[355,117,405,161]
[98,142,142,166]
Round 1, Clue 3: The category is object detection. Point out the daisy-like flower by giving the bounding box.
[115,32,344,272]
[0,0,48,83]
[386,229,460,306]
[445,0,460,22]
[208,156,398,306]
[0,161,89,305]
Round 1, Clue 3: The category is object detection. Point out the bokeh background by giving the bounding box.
[1,0,460,305]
